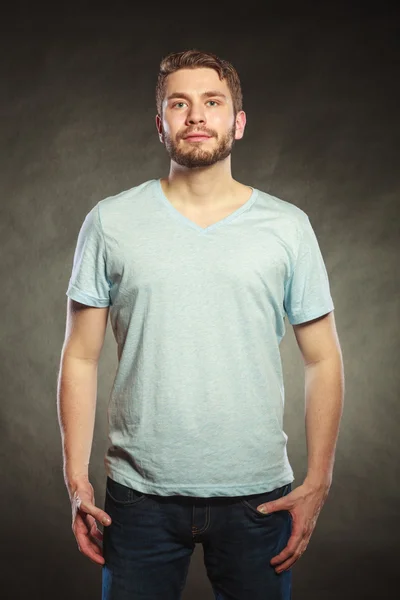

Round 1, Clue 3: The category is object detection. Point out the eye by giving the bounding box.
[172,100,220,108]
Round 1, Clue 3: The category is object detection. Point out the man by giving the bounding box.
[58,49,344,600]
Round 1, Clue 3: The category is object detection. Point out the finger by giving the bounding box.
[73,511,94,535]
[77,535,106,565]
[270,518,304,565]
[81,510,95,525]
[274,550,303,573]
[73,514,102,550]
[89,522,104,547]
[75,521,106,563]
[90,520,104,541]
[78,500,112,526]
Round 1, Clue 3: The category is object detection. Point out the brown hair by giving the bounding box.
[156,49,243,117]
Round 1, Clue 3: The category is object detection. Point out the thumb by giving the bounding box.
[74,491,112,526]
[257,497,288,514]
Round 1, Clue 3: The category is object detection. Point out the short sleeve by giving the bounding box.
[66,204,111,307]
[284,216,334,325]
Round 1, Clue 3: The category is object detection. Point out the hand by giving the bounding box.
[70,478,112,566]
[256,480,330,574]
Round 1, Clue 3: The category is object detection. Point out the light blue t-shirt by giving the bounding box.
[66,178,334,497]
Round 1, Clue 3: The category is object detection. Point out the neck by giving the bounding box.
[163,158,238,208]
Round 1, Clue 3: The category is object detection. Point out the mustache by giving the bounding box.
[179,129,216,140]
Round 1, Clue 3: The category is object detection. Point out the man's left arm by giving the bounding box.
[257,310,345,573]
[295,310,345,490]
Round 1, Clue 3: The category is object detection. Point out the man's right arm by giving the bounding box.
[57,298,109,500]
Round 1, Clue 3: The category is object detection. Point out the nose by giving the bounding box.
[185,103,206,126]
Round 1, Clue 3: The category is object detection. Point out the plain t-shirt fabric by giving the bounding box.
[66,178,335,497]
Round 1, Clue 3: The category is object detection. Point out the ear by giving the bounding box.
[155,114,164,144]
[234,110,246,140]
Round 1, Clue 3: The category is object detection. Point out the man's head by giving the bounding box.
[155,50,246,169]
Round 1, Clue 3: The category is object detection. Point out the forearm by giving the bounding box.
[57,352,98,498]
[303,354,345,489]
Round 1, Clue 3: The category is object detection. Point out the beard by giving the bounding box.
[162,122,237,168]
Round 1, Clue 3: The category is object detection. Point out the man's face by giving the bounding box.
[156,68,245,169]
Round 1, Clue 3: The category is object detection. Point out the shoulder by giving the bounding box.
[253,187,311,249]
[98,179,156,211]
[95,179,157,227]
[255,187,309,224]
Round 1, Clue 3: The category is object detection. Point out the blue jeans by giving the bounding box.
[102,476,292,599]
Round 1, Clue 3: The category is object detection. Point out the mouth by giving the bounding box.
[183,135,212,142]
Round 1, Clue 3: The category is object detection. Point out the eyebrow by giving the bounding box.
[166,91,228,102]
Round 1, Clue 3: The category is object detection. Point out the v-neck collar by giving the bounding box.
[155,178,258,234]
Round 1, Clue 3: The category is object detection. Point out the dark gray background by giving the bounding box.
[1,1,399,599]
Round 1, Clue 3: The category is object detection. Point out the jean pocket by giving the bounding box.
[240,482,292,518]
[106,476,147,507]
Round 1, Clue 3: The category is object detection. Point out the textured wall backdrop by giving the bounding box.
[1,2,399,599]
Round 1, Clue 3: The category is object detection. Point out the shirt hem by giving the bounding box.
[105,465,295,497]
[66,285,110,307]
[288,303,334,325]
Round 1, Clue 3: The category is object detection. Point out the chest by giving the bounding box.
[178,203,248,229]
[106,223,292,311]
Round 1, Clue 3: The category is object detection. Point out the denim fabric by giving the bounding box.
[102,476,292,599]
